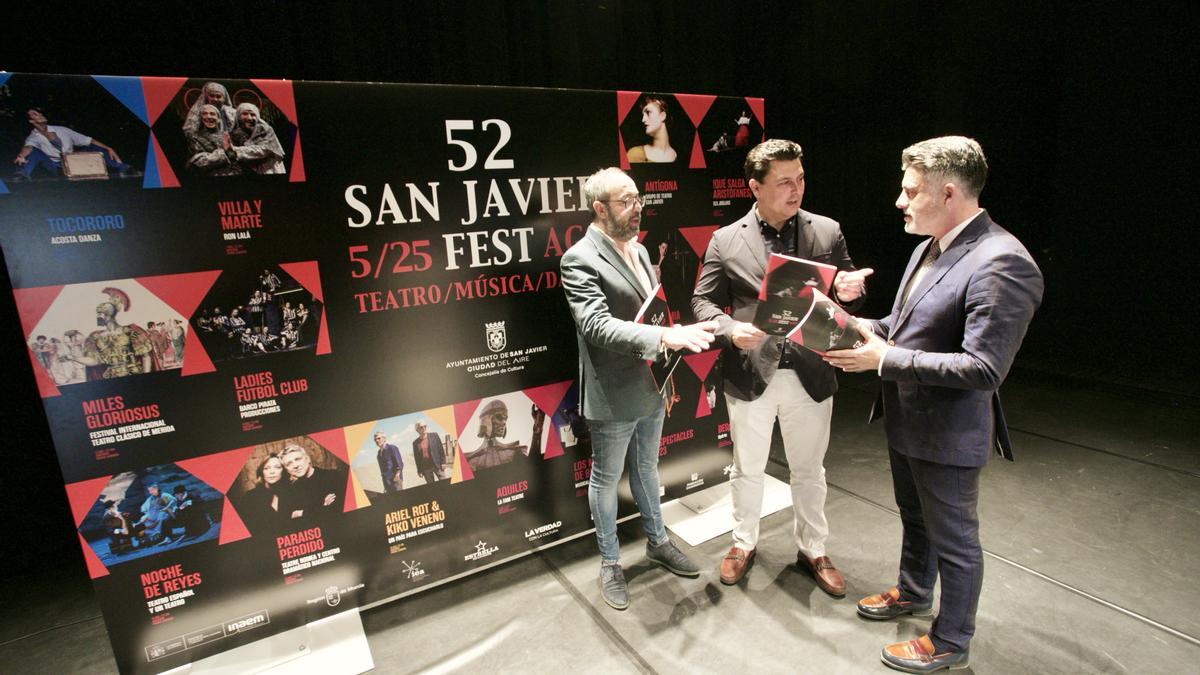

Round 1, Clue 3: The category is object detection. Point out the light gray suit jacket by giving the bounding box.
[561,226,665,421]
[869,210,1043,466]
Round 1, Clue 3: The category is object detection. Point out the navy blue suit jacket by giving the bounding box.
[869,211,1043,467]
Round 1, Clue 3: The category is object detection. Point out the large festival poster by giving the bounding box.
[0,73,763,673]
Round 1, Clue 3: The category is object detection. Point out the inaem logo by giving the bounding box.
[401,560,426,581]
[486,321,506,352]
[224,610,269,634]
[464,539,500,561]
[324,586,342,607]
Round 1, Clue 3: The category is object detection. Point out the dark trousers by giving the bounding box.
[889,447,983,653]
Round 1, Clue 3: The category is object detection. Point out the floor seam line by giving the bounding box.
[821,479,1200,648]
[1007,427,1200,479]
[534,550,659,675]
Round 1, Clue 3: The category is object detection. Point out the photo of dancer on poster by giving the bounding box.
[10,106,139,182]
[625,95,677,164]
[78,465,221,566]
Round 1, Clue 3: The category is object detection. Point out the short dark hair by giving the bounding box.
[744,139,803,183]
[901,136,988,199]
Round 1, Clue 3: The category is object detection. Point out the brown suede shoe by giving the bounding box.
[719,546,755,585]
[797,552,846,597]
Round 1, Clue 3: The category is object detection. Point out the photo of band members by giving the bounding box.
[1,74,144,184]
[78,464,222,567]
[25,282,188,385]
[350,411,456,498]
[192,266,322,363]
[159,79,294,179]
[226,436,348,537]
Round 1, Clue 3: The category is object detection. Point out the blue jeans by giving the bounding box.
[15,145,129,179]
[588,402,669,563]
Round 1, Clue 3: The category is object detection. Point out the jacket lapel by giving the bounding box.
[892,212,990,335]
[797,210,816,258]
[588,226,648,301]
[736,208,768,275]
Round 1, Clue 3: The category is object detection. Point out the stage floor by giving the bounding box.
[4,371,1198,673]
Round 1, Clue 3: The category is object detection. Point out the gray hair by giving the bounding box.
[280,444,308,459]
[901,136,988,199]
[745,139,803,183]
[583,167,631,218]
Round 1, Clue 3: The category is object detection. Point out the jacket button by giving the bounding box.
[888,340,895,346]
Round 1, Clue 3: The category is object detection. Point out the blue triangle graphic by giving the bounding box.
[0,179,9,195]
[142,136,161,189]
[0,73,12,88]
[93,75,148,125]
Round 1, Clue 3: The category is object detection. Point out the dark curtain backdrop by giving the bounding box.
[3,1,1195,577]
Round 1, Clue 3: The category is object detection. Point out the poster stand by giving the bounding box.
[663,476,792,546]
[162,609,373,675]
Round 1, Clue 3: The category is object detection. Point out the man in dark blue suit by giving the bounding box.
[825,137,1043,672]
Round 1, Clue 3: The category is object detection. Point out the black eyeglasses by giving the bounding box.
[605,195,645,209]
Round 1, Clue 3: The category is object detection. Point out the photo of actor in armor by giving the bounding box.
[463,393,549,473]
[78,465,221,566]
[192,265,323,365]
[22,282,188,386]
[229,437,348,535]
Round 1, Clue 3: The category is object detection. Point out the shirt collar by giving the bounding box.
[937,208,983,251]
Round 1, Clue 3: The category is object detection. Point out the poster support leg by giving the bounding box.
[162,608,373,675]
[662,475,792,547]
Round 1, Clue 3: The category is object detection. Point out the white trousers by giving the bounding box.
[726,369,833,558]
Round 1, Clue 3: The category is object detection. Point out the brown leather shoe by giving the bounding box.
[719,546,755,585]
[797,552,846,597]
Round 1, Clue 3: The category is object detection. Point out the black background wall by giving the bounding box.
[3,1,1195,578]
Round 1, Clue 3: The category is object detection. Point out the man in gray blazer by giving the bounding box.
[825,137,1043,672]
[561,167,717,610]
[692,139,872,593]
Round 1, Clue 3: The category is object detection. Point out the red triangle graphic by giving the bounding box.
[279,261,323,302]
[315,311,331,355]
[179,329,215,376]
[695,389,712,418]
[618,131,630,170]
[524,381,573,460]
[151,134,180,188]
[679,225,719,257]
[218,499,252,544]
[251,79,298,124]
[176,446,255,493]
[80,532,110,579]
[289,130,306,183]
[745,97,766,127]
[137,270,221,318]
[11,285,65,335]
[636,231,648,244]
[674,93,717,127]
[617,91,642,121]
[452,399,482,482]
[141,76,188,124]
[65,476,115,525]
[682,350,721,381]
[309,428,349,464]
[342,472,360,512]
[26,349,61,398]
[688,130,706,169]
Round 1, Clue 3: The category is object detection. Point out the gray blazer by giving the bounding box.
[869,211,1043,467]
[561,226,664,421]
[692,207,861,403]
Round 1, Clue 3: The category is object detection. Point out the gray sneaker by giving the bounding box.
[647,539,700,577]
[600,562,629,610]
